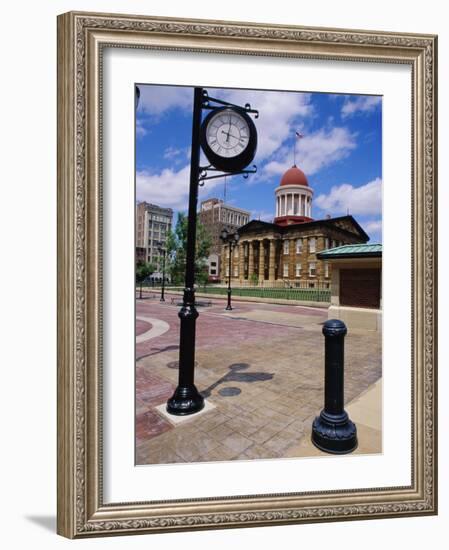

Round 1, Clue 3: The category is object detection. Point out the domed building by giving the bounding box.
[221,164,369,287]
[274,165,313,225]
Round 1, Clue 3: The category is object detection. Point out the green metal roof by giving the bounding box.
[317,243,382,260]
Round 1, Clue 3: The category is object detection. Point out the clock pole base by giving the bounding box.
[166,385,205,416]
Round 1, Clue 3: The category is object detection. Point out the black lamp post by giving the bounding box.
[166,87,258,416]
[158,246,166,303]
[166,88,205,416]
[220,228,240,311]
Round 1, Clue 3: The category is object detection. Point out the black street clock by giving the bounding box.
[200,107,257,173]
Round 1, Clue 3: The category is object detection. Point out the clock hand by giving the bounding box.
[227,116,232,142]
[221,130,242,141]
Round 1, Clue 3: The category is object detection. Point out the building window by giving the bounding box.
[295,263,301,277]
[332,239,336,248]
[210,269,217,275]
[309,262,317,277]
[309,237,316,253]
[211,261,217,267]
[234,266,238,277]
[296,239,302,254]
[234,247,238,258]
[226,266,230,277]
[325,237,330,249]
[283,263,289,277]
[283,240,289,255]
[324,262,329,278]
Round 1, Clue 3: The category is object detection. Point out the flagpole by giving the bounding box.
[294,131,304,167]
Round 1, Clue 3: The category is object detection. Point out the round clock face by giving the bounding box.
[205,109,250,158]
[200,107,257,173]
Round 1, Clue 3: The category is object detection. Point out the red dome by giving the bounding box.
[280,165,308,187]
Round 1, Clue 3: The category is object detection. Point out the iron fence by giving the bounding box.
[147,285,331,303]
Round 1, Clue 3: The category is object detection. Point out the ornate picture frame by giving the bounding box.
[57,11,437,538]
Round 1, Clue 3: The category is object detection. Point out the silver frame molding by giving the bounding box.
[57,11,438,538]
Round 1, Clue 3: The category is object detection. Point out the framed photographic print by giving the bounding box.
[57,11,437,538]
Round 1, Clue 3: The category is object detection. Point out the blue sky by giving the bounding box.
[136,84,382,243]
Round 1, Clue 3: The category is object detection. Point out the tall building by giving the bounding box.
[136,202,173,272]
[221,165,370,287]
[198,198,250,281]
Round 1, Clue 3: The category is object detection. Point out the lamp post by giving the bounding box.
[166,87,258,416]
[166,88,205,416]
[220,228,240,311]
[158,246,166,302]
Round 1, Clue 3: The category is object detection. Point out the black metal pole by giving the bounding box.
[160,251,166,302]
[166,88,205,416]
[226,244,233,311]
[311,319,357,454]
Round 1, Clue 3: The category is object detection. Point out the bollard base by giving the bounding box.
[166,385,205,416]
[311,410,357,454]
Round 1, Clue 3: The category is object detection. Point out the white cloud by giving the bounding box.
[362,219,383,235]
[136,119,148,138]
[315,177,382,217]
[137,85,192,115]
[263,127,356,178]
[341,96,381,118]
[136,165,224,211]
[163,146,191,165]
[360,218,383,243]
[163,146,183,159]
[137,86,314,171]
[137,165,190,210]
[250,210,274,223]
[219,89,313,161]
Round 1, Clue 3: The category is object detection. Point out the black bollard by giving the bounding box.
[311,319,357,454]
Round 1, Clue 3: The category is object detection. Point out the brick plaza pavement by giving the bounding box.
[135,293,382,464]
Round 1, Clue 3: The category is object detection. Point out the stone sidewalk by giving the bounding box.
[135,295,382,465]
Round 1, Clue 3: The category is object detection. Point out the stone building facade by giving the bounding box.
[198,198,250,281]
[136,201,173,272]
[220,165,369,287]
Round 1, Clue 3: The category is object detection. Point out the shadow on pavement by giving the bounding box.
[202,363,274,398]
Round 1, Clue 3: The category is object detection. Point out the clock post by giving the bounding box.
[166,88,258,416]
[166,87,205,415]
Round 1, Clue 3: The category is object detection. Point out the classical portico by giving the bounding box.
[235,236,280,283]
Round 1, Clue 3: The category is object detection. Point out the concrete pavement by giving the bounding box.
[135,293,382,465]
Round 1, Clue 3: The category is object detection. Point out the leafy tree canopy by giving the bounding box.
[166,212,212,285]
[136,261,156,283]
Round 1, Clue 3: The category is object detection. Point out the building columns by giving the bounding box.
[238,243,245,283]
[258,240,265,283]
[248,241,254,279]
[269,239,276,281]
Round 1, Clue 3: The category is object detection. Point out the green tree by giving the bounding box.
[166,212,212,286]
[136,261,155,299]
[250,272,259,286]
